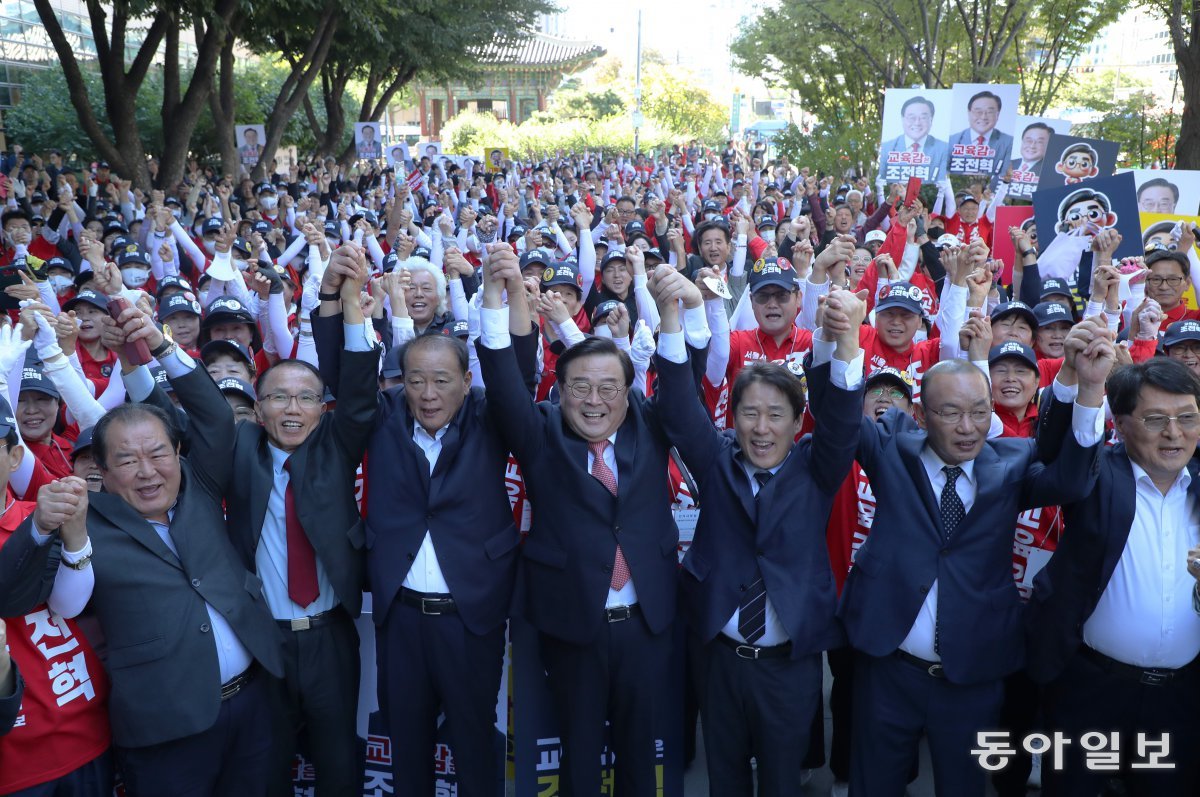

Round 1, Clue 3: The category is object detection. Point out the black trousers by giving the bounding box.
[539,613,674,797]
[116,670,274,797]
[1040,648,1200,797]
[991,669,1040,797]
[827,645,855,783]
[849,652,1003,797]
[692,637,822,797]
[377,599,506,797]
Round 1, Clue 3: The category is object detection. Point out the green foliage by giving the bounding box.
[1055,70,1176,167]
[441,110,681,160]
[641,71,727,143]
[546,86,626,121]
[771,122,880,179]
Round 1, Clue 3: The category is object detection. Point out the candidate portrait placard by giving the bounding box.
[947,83,1020,178]
[1125,169,1200,217]
[1006,116,1072,200]
[1036,133,1120,191]
[235,125,265,169]
[484,147,509,173]
[416,141,442,162]
[354,122,383,162]
[876,88,952,186]
[1032,172,1141,283]
[385,141,410,168]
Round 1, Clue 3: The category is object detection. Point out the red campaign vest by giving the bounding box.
[702,375,730,430]
[859,325,942,402]
[727,327,814,384]
[0,504,112,794]
[505,454,530,533]
[25,434,75,481]
[75,343,117,396]
[825,462,874,596]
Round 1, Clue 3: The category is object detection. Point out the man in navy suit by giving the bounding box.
[654,272,866,796]
[949,90,1014,178]
[877,95,951,184]
[1029,356,1200,797]
[477,243,708,795]
[839,315,1113,796]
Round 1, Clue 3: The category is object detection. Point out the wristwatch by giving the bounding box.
[150,338,176,359]
[63,553,92,571]
[317,290,341,301]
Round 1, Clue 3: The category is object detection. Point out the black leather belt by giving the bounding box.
[401,588,458,615]
[1082,646,1196,687]
[895,649,946,678]
[605,604,641,623]
[277,607,344,632]
[716,633,792,660]
[220,664,258,701]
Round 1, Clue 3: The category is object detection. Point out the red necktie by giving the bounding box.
[284,458,319,607]
[588,440,631,590]
[911,142,920,153]
[976,135,985,146]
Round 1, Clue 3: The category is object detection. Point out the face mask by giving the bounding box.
[260,196,278,211]
[234,258,249,271]
[703,213,719,222]
[203,240,217,256]
[48,274,73,293]
[171,208,182,220]
[31,204,42,216]
[121,267,149,288]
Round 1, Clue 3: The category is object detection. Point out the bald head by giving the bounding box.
[917,360,992,466]
[922,359,990,406]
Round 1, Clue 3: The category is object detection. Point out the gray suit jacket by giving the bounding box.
[950,128,1014,175]
[0,365,285,748]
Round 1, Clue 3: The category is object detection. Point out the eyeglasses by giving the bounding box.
[1147,276,1185,288]
[867,387,908,400]
[233,406,257,420]
[752,289,793,305]
[926,407,991,425]
[261,391,323,409]
[565,381,625,401]
[1137,413,1200,432]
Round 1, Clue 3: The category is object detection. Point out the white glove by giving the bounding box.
[630,319,655,365]
[31,312,61,359]
[1136,298,1164,340]
[0,323,31,374]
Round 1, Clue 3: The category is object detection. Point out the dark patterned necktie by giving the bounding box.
[935,465,965,655]
[738,470,775,644]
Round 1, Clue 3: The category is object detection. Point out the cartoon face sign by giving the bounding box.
[1058,191,1117,234]
[1054,145,1099,184]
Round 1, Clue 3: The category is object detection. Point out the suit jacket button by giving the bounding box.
[426,513,433,521]
[920,585,929,594]
[756,550,765,557]
[614,525,621,534]
[739,584,747,591]
[407,553,415,561]
[191,578,201,588]
[200,623,211,633]
[603,564,612,572]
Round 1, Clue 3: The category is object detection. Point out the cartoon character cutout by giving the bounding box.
[1055,188,1117,236]
[1054,143,1100,184]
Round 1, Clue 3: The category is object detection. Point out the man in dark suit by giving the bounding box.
[839,316,1112,796]
[654,272,866,796]
[949,90,1014,179]
[308,254,536,795]
[1029,356,1200,796]
[476,243,704,795]
[0,300,286,796]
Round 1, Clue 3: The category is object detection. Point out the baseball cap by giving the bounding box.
[701,199,723,214]
[412,246,431,261]
[592,299,623,326]
[865,366,914,398]
[540,261,583,291]
[202,217,224,236]
[148,364,174,394]
[200,338,254,366]
[63,289,109,313]
[156,275,194,298]
[956,192,979,206]
[865,230,887,244]
[323,220,340,238]
[756,215,777,231]
[988,341,1039,370]
[103,219,127,237]
[624,220,651,244]
[601,248,630,271]
[1034,301,1072,328]
[251,220,273,237]
[519,248,553,273]
[747,257,799,294]
[159,293,202,321]
[255,181,276,194]
[874,281,924,315]
[71,425,94,458]
[935,234,961,249]
[1164,319,1200,349]
[992,301,1038,330]
[43,255,75,275]
[508,224,527,241]
[449,319,469,339]
[20,366,60,400]
[115,245,150,268]
[1039,278,1072,301]
[231,237,252,257]
[216,377,257,404]
[203,296,254,328]
[0,393,16,439]
[380,346,403,379]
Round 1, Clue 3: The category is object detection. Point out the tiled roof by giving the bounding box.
[476,32,604,69]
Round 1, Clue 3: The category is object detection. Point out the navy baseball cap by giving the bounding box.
[540,261,583,291]
[1040,278,1072,301]
[0,394,15,438]
[203,296,254,327]
[1034,301,1072,328]
[624,220,651,244]
[251,220,273,236]
[865,366,914,398]
[115,245,150,268]
[63,289,109,313]
[748,257,799,294]
[382,251,399,273]
[756,215,777,231]
[231,237,252,257]
[20,366,60,400]
[200,338,254,366]
[508,224,527,241]
[103,219,127,237]
[412,246,431,261]
[592,299,623,326]
[216,377,256,404]
[449,319,469,339]
[701,199,723,214]
[159,293,202,321]
[1164,319,1200,349]
[874,281,924,314]
[323,220,340,238]
[380,345,403,379]
[255,181,276,194]
[43,255,75,275]
[992,301,1038,330]
[156,275,194,298]
[519,249,553,273]
[988,341,1039,370]
[71,425,94,457]
[601,248,630,271]
[202,217,224,235]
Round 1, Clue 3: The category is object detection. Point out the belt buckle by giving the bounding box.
[607,606,631,622]
[735,644,761,660]
[290,616,312,631]
[1141,670,1169,686]
[927,662,945,678]
[420,599,444,616]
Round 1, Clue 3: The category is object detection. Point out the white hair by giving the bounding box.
[846,189,864,202]
[402,257,449,315]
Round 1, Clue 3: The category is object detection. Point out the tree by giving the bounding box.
[1056,69,1175,167]
[546,84,626,121]
[1012,0,1125,115]
[641,71,727,143]
[1144,0,1200,168]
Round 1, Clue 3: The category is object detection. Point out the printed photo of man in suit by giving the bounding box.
[1008,121,1053,199]
[877,95,951,184]
[950,90,1014,178]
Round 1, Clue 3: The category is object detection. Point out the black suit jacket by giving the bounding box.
[657,353,862,657]
[0,662,21,736]
[0,365,285,748]
[1026,398,1199,683]
[219,314,379,617]
[477,339,680,645]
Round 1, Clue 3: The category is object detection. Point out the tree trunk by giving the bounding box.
[210,25,239,178]
[1177,74,1200,169]
[336,65,416,166]
[255,6,340,181]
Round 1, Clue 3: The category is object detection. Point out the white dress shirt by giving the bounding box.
[257,444,338,619]
[402,423,453,594]
[900,377,1106,661]
[1083,463,1200,669]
